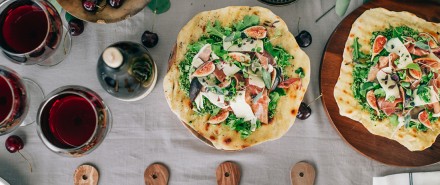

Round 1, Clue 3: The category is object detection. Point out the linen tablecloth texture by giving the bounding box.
[1,0,440,185]
[373,171,440,185]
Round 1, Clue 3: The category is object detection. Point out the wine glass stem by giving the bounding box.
[21,78,44,126]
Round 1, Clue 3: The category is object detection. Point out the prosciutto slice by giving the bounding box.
[377,98,403,116]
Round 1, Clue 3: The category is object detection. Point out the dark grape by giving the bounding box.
[297,102,311,120]
[82,0,99,12]
[5,135,24,153]
[295,31,312,48]
[141,31,159,48]
[107,0,124,8]
[69,18,84,36]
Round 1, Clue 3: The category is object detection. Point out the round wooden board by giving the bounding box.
[57,0,150,24]
[320,0,440,167]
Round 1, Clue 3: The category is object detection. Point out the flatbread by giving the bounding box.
[163,6,310,150]
[334,8,440,151]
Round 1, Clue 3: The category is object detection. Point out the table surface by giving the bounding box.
[1,0,440,185]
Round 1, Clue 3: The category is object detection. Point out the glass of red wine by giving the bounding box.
[36,86,112,157]
[0,65,44,135]
[0,0,71,66]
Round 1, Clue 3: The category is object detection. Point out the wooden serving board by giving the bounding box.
[57,0,150,24]
[320,0,440,166]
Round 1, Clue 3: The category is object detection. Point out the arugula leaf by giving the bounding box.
[415,41,430,50]
[206,20,226,39]
[406,63,421,71]
[389,114,399,126]
[268,88,286,118]
[194,97,221,116]
[262,68,272,89]
[374,88,386,98]
[263,39,293,70]
[295,67,305,78]
[233,15,259,31]
[417,85,431,103]
[352,37,369,62]
[225,113,260,139]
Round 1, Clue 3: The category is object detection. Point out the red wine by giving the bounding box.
[0,76,14,123]
[0,2,48,53]
[47,94,97,147]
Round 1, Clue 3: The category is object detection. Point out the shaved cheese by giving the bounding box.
[229,91,256,121]
[192,58,204,68]
[203,91,227,108]
[248,74,265,88]
[192,44,211,68]
[376,67,400,100]
[413,86,439,106]
[211,52,220,60]
[223,39,263,52]
[194,93,204,110]
[385,38,413,70]
[221,62,241,76]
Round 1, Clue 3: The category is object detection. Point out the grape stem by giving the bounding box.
[18,151,33,173]
[307,93,323,107]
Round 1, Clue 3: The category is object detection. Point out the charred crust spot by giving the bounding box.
[210,136,216,140]
[349,34,355,38]
[347,110,353,114]
[241,145,249,148]
[268,118,274,124]
[202,25,206,32]
[339,98,343,101]
[214,130,219,135]
[224,138,232,144]
[291,109,297,115]
[342,90,348,94]
[205,123,210,131]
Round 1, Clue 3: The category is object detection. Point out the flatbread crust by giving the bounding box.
[334,8,440,151]
[163,6,310,150]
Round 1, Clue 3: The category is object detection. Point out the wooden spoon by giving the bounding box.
[74,165,99,185]
[144,163,169,185]
[216,161,241,185]
[291,162,316,185]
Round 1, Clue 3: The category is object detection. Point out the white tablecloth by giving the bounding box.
[1,0,440,184]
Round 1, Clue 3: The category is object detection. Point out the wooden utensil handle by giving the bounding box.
[216,161,241,185]
[291,162,315,185]
[144,163,169,185]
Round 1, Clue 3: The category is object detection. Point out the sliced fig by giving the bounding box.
[218,78,231,88]
[228,52,251,63]
[366,90,380,115]
[208,108,230,124]
[243,26,267,39]
[408,68,422,80]
[418,111,432,128]
[255,52,269,70]
[373,35,387,56]
[213,68,226,82]
[189,78,202,102]
[192,61,215,77]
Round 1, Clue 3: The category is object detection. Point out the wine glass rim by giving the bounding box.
[37,86,101,154]
[0,0,52,56]
[0,75,15,126]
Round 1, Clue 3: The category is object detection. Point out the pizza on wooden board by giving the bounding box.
[334,8,440,151]
[163,6,310,150]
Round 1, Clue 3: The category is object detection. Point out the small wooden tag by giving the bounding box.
[74,165,99,185]
[216,161,241,185]
[144,163,169,185]
[291,162,315,185]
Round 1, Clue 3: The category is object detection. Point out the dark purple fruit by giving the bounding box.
[5,135,24,153]
[141,30,159,48]
[297,102,311,120]
[295,31,312,48]
[82,0,99,12]
[69,18,84,36]
[107,0,124,8]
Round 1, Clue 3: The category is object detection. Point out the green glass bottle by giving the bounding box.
[147,0,171,14]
